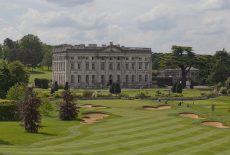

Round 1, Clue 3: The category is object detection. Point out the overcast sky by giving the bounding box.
[0,0,230,54]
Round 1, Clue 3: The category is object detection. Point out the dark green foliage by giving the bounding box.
[0,60,28,98]
[59,90,78,120]
[53,81,59,91]
[153,77,173,87]
[20,87,41,133]
[171,82,183,93]
[177,83,183,93]
[6,84,25,101]
[34,78,49,89]
[109,83,121,95]
[171,83,177,93]
[0,100,19,121]
[64,82,69,90]
[41,44,53,70]
[225,77,230,89]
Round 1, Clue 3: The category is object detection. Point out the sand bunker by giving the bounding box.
[143,105,172,110]
[81,112,109,124]
[202,121,229,129]
[80,104,108,109]
[180,113,203,119]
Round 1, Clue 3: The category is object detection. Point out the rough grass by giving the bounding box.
[29,68,52,83]
[0,97,230,155]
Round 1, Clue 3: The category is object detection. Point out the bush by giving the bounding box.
[0,100,19,121]
[219,87,228,95]
[6,84,25,101]
[34,78,49,89]
[59,90,78,120]
[177,83,183,93]
[40,99,53,116]
[135,92,148,99]
[82,90,93,98]
[171,83,177,93]
[227,89,230,95]
[109,83,121,95]
[64,82,69,90]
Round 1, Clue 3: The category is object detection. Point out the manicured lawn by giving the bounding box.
[0,96,230,155]
[29,68,52,83]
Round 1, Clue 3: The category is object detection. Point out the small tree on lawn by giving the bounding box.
[54,81,59,91]
[177,82,183,93]
[59,90,78,120]
[171,83,177,93]
[20,87,41,133]
[64,82,69,90]
[109,83,121,95]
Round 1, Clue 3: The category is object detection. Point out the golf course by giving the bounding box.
[0,94,230,155]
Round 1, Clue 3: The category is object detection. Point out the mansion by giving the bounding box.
[52,42,152,88]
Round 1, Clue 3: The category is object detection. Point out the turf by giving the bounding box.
[0,97,230,155]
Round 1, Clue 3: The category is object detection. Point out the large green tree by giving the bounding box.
[160,46,196,88]
[209,49,230,83]
[0,60,29,98]
[20,34,43,68]
[42,44,53,70]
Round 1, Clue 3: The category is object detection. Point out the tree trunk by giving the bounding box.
[181,67,187,88]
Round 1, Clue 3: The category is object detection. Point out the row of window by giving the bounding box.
[68,56,149,61]
[53,62,65,71]
[71,62,149,70]
[71,74,149,84]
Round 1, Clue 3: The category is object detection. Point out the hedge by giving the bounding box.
[34,78,49,89]
[0,100,19,121]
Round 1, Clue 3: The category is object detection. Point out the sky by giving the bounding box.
[0,0,230,54]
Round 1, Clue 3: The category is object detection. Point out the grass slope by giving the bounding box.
[0,98,230,155]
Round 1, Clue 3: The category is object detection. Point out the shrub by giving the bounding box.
[6,84,25,101]
[20,87,41,133]
[0,100,19,121]
[109,83,121,95]
[171,83,177,93]
[82,90,93,98]
[227,89,230,95]
[64,82,69,90]
[135,92,148,99]
[59,90,78,120]
[177,83,183,93]
[53,81,59,91]
[219,87,228,95]
[40,99,53,116]
[34,78,49,89]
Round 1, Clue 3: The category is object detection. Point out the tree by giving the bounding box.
[0,60,29,98]
[209,49,230,84]
[6,84,25,101]
[42,44,53,70]
[109,83,121,95]
[20,34,43,68]
[53,81,59,91]
[161,46,196,88]
[20,87,41,133]
[64,82,69,90]
[59,90,78,120]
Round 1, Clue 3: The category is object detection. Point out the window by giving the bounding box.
[139,62,142,69]
[145,75,148,82]
[139,57,142,61]
[126,63,129,70]
[117,63,121,70]
[86,62,89,70]
[126,57,129,60]
[92,75,95,84]
[131,75,135,83]
[126,75,129,83]
[132,57,135,60]
[92,63,95,70]
[109,63,113,70]
[86,57,89,60]
[139,75,142,82]
[117,75,121,83]
[71,75,74,84]
[71,63,74,70]
[101,62,105,70]
[86,75,89,84]
[145,63,149,69]
[78,63,81,70]
[132,63,135,70]
[101,75,105,84]
[78,75,81,83]
[109,57,113,60]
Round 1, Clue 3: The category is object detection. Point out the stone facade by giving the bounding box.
[52,42,152,88]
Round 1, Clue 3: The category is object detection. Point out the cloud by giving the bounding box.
[45,0,94,7]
